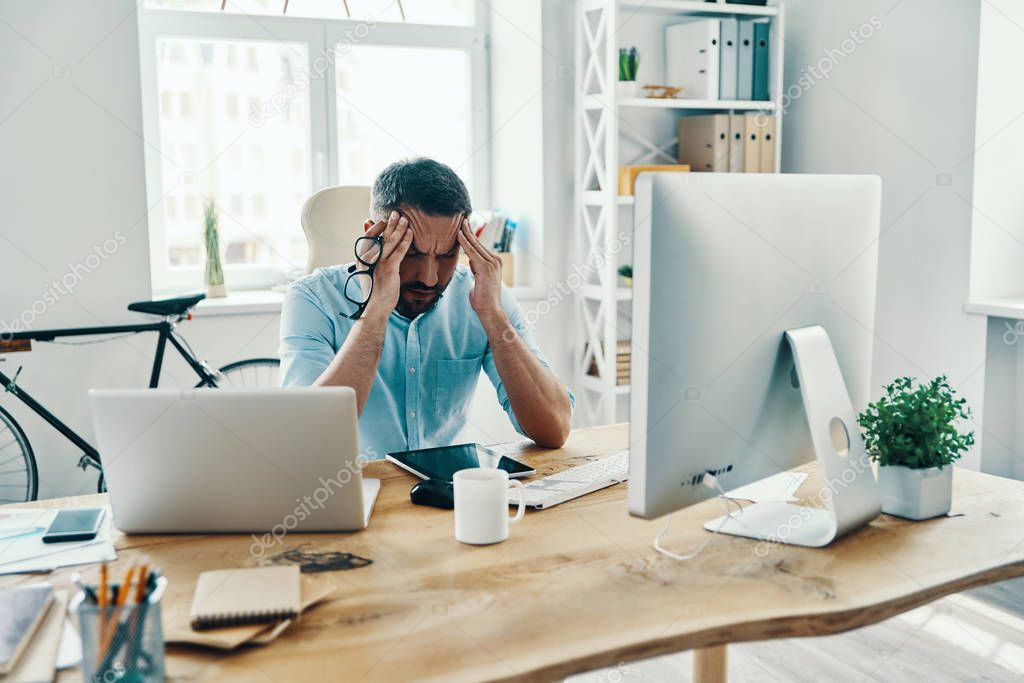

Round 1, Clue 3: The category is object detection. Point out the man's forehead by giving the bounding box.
[402,207,461,253]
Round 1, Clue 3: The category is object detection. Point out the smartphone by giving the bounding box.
[42,508,104,543]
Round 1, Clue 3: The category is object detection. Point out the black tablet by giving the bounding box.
[386,443,535,481]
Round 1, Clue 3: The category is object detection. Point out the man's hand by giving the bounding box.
[457,219,503,319]
[361,211,413,321]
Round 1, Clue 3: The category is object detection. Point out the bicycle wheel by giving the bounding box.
[0,405,38,502]
[195,358,281,388]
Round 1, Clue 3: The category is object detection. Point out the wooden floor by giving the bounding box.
[569,577,1024,682]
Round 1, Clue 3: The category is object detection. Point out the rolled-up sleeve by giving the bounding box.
[279,282,340,387]
[482,287,575,435]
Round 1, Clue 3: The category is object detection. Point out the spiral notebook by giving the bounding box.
[190,566,301,630]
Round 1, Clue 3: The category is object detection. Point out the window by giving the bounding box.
[144,0,475,26]
[139,2,487,294]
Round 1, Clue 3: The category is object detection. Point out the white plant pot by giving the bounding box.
[616,81,639,100]
[877,464,953,520]
[206,283,228,299]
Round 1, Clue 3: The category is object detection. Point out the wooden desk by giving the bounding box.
[4,423,1024,682]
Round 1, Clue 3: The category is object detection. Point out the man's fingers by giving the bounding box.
[381,210,402,243]
[456,229,482,267]
[461,221,498,265]
[388,227,414,262]
[364,219,387,238]
[381,226,412,261]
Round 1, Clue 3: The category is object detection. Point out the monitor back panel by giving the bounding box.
[628,172,881,519]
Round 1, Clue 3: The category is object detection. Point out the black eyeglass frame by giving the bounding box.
[341,235,384,320]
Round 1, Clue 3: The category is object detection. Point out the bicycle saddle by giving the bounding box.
[127,293,207,317]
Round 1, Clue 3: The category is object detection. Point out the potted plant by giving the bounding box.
[858,376,974,520]
[203,201,228,298]
[618,264,633,287]
[617,47,639,99]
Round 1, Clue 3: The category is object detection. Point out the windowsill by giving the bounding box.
[193,289,286,317]
[192,286,549,317]
[964,298,1024,320]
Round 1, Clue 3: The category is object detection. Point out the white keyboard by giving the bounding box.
[517,450,629,509]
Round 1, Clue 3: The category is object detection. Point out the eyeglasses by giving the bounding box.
[341,235,383,320]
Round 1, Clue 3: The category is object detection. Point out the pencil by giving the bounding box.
[98,565,135,667]
[133,565,149,603]
[98,563,108,608]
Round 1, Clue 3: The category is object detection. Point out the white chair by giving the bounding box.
[300,185,371,273]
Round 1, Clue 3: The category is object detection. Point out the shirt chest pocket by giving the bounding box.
[434,356,484,417]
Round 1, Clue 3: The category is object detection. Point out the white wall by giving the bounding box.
[782,0,987,469]
[0,0,574,499]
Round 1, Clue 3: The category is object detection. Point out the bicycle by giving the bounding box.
[0,293,280,502]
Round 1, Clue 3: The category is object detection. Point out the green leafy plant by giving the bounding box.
[857,376,974,470]
[618,264,633,278]
[618,47,639,82]
[203,201,224,288]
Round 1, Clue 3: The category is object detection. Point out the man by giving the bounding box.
[279,158,573,458]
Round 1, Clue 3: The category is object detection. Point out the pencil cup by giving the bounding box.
[74,577,167,683]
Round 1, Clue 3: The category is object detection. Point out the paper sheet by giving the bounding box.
[55,618,81,670]
[0,508,116,575]
[725,471,808,503]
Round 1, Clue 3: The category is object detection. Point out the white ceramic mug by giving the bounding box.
[453,468,525,545]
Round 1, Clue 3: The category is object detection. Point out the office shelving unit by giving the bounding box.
[573,0,785,425]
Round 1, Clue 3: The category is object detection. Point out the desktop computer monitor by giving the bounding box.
[627,172,882,547]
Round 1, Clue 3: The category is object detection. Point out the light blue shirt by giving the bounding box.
[279,264,573,459]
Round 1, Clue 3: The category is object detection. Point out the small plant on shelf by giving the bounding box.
[617,47,639,99]
[203,201,228,298]
[858,376,974,519]
[618,264,633,287]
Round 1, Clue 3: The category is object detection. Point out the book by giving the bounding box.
[677,115,730,172]
[665,20,721,100]
[728,113,745,172]
[0,584,54,674]
[743,114,761,173]
[757,115,776,172]
[753,21,771,101]
[190,566,301,631]
[737,20,755,100]
[718,18,738,100]
[0,591,66,683]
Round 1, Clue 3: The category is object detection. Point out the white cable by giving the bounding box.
[653,473,743,562]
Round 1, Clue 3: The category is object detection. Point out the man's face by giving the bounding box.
[366,207,462,318]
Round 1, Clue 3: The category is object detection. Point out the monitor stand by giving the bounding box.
[703,325,881,547]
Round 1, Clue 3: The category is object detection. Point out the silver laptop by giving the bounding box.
[89,387,379,533]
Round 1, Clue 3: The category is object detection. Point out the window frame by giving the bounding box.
[137,4,490,295]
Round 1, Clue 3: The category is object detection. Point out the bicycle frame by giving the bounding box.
[0,318,221,471]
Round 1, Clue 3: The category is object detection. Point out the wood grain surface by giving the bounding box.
[3,423,1023,682]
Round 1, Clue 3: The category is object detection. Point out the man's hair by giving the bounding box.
[370,157,472,220]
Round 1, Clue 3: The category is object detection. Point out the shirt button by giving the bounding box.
[410,411,417,418]
[409,367,416,374]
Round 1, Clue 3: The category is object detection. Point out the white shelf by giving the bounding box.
[618,0,778,17]
[965,298,1024,320]
[619,97,775,111]
[582,285,633,301]
[583,192,636,206]
[193,289,284,317]
[582,375,631,395]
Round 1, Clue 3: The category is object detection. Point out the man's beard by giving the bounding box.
[395,282,445,319]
